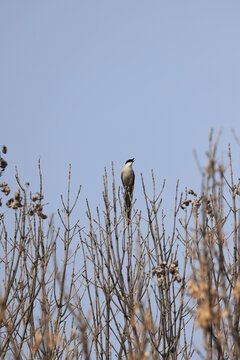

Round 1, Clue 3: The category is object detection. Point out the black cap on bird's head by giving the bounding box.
[125,158,135,164]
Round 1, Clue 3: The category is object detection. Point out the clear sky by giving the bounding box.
[1,0,240,216]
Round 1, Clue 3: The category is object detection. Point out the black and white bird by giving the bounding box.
[121,158,135,220]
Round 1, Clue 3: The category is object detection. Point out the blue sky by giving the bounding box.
[1,0,240,215]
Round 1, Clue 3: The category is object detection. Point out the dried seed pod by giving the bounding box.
[25,182,30,187]
[176,275,181,283]
[11,201,19,209]
[15,188,21,200]
[40,213,47,219]
[36,192,44,200]
[2,146,7,154]
[35,203,43,212]
[157,268,166,275]
[192,198,201,208]
[32,193,44,201]
[2,186,10,196]
[0,182,7,188]
[160,261,167,268]
[173,260,178,266]
[188,189,197,196]
[169,264,177,274]
[6,198,14,208]
[157,275,164,285]
[183,199,191,206]
[0,158,8,169]
[29,208,35,216]
[0,198,2,207]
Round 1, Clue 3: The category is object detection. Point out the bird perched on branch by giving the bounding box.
[121,158,135,221]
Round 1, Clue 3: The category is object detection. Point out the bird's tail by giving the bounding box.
[124,190,132,221]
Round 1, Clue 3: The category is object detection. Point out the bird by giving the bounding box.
[121,158,135,220]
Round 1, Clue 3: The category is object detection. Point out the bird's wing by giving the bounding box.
[129,171,135,195]
[132,171,135,189]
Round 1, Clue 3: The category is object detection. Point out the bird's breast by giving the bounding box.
[121,168,134,187]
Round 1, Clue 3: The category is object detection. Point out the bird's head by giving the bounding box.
[125,158,135,164]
